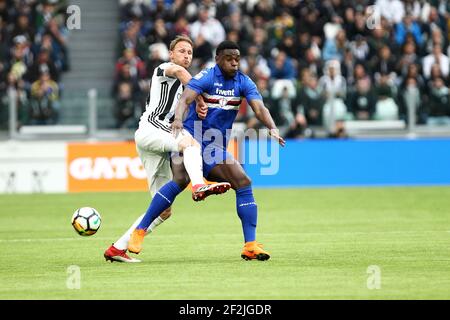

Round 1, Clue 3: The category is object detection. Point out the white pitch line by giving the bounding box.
[0,230,448,243]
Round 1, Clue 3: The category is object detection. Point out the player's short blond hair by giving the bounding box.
[169,35,194,51]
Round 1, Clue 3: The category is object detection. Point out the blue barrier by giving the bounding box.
[242,138,450,187]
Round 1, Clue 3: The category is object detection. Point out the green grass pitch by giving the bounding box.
[0,187,449,299]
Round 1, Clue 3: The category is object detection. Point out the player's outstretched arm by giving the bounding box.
[165,65,207,119]
[248,99,286,147]
[164,64,192,85]
[172,88,200,137]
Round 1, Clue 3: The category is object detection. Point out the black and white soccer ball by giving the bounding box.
[71,207,102,236]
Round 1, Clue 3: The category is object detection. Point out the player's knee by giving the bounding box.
[160,207,172,220]
[191,138,200,149]
[233,175,252,190]
[178,136,199,151]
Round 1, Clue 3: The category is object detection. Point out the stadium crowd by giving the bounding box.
[0,0,70,129]
[114,0,450,137]
[2,0,450,138]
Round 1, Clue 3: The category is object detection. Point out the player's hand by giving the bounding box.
[171,118,183,138]
[269,128,286,147]
[196,100,208,119]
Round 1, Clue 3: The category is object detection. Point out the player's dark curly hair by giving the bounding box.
[216,41,240,56]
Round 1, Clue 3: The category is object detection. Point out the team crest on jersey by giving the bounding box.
[219,98,227,107]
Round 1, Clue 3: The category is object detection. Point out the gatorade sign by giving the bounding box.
[67,142,148,192]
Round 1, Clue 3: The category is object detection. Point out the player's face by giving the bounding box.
[218,49,240,78]
[170,41,193,68]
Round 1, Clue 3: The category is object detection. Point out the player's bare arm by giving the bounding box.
[172,88,199,137]
[165,65,207,119]
[248,99,286,147]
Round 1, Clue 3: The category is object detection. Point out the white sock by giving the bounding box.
[148,216,165,233]
[183,145,205,186]
[113,214,165,250]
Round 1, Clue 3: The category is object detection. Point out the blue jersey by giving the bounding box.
[183,65,262,149]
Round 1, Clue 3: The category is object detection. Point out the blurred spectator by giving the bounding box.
[374,75,400,120]
[347,78,377,120]
[426,77,450,125]
[10,13,35,44]
[394,13,423,46]
[192,34,213,70]
[119,20,148,59]
[146,42,169,75]
[115,47,146,81]
[396,41,419,76]
[375,0,405,24]
[271,84,305,138]
[371,45,397,85]
[352,63,372,87]
[422,43,449,79]
[120,0,151,21]
[322,28,347,62]
[190,5,225,48]
[25,48,59,83]
[252,27,271,58]
[297,71,325,127]
[269,50,296,80]
[173,16,189,36]
[268,9,296,47]
[298,47,323,78]
[29,69,59,124]
[350,34,370,62]
[147,18,174,48]
[1,71,29,128]
[240,45,270,80]
[114,81,140,129]
[319,59,348,128]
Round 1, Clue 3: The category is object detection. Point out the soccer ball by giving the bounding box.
[71,207,102,236]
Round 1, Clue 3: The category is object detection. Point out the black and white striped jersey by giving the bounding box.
[139,62,183,133]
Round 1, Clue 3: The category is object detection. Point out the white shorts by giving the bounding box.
[135,125,191,196]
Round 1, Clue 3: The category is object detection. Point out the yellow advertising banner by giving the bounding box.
[67,140,238,192]
[67,142,147,192]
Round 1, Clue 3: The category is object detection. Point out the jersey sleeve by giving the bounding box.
[187,68,212,94]
[242,75,263,102]
[156,62,176,79]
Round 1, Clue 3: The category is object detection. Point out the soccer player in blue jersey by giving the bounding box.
[128,40,285,261]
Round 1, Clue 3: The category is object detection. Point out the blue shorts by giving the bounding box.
[201,143,233,178]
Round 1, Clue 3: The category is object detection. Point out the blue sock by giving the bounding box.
[236,185,258,243]
[137,181,182,230]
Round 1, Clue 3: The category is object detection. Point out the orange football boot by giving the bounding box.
[127,228,146,254]
[241,241,270,261]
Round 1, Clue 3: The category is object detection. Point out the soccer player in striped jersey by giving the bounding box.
[104,35,230,263]
[127,40,285,260]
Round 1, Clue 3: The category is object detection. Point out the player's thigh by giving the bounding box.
[136,147,172,196]
[135,126,179,153]
[207,156,251,190]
